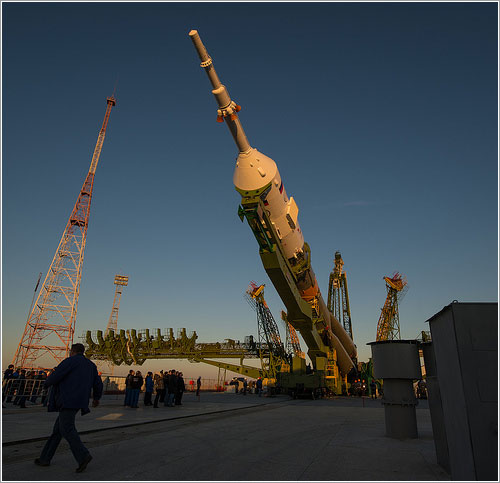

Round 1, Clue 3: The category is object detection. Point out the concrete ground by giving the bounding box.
[2,392,450,481]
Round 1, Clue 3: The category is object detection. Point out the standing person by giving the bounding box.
[34,343,102,473]
[234,379,239,394]
[6,368,20,403]
[175,372,185,406]
[3,364,15,405]
[163,370,173,407]
[166,370,177,407]
[3,364,15,381]
[14,370,27,408]
[153,372,164,408]
[31,370,46,404]
[243,378,248,396]
[129,371,143,409]
[256,377,263,397]
[124,370,134,407]
[158,370,166,403]
[196,376,201,401]
[370,380,377,399]
[144,372,153,406]
[42,369,55,407]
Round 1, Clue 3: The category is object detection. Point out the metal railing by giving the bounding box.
[2,378,49,406]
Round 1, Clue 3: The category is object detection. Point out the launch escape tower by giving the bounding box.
[12,96,116,369]
[105,275,129,337]
[327,251,353,341]
[375,272,408,341]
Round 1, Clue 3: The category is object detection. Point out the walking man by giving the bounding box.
[35,343,103,473]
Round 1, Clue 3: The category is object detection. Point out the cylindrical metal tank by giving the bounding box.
[368,340,421,439]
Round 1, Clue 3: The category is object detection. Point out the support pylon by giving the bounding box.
[327,251,353,340]
[105,275,129,336]
[12,96,116,369]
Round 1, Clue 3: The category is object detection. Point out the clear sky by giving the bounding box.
[2,2,498,378]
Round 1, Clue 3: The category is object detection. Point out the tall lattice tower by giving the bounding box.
[375,272,408,341]
[327,251,353,340]
[12,96,116,369]
[280,311,304,359]
[245,282,289,378]
[105,275,129,336]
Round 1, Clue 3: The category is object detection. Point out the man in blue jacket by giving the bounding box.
[34,343,103,473]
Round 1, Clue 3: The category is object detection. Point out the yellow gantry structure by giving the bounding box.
[327,251,353,341]
[375,272,408,341]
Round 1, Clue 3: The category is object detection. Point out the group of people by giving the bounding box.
[231,377,264,396]
[124,369,202,408]
[2,364,51,408]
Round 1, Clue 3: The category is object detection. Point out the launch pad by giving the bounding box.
[2,392,448,481]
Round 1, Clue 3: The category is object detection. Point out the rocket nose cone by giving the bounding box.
[189,30,198,36]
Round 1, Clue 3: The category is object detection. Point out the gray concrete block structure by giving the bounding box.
[368,340,421,439]
[427,302,498,481]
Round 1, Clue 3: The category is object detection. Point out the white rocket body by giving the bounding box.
[190,29,357,374]
[234,148,357,375]
[234,148,304,260]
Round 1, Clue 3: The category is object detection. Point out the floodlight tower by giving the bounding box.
[12,96,116,369]
[105,275,129,336]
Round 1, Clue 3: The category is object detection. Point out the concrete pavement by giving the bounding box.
[2,392,450,481]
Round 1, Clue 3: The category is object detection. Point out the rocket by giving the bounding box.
[189,30,357,375]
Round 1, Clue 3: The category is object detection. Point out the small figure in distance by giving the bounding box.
[256,377,263,397]
[196,376,201,401]
[144,372,153,406]
[124,369,135,407]
[370,379,377,399]
[34,343,103,473]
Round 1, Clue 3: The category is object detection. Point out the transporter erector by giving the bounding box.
[189,30,357,394]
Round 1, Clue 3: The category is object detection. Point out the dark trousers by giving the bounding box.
[175,391,183,405]
[159,387,166,403]
[144,391,152,406]
[166,391,175,407]
[40,409,89,465]
[124,387,131,406]
[129,389,140,408]
[153,389,164,407]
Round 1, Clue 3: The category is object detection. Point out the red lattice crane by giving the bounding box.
[12,96,116,369]
[375,272,408,341]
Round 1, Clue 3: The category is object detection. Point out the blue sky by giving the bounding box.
[2,2,498,377]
